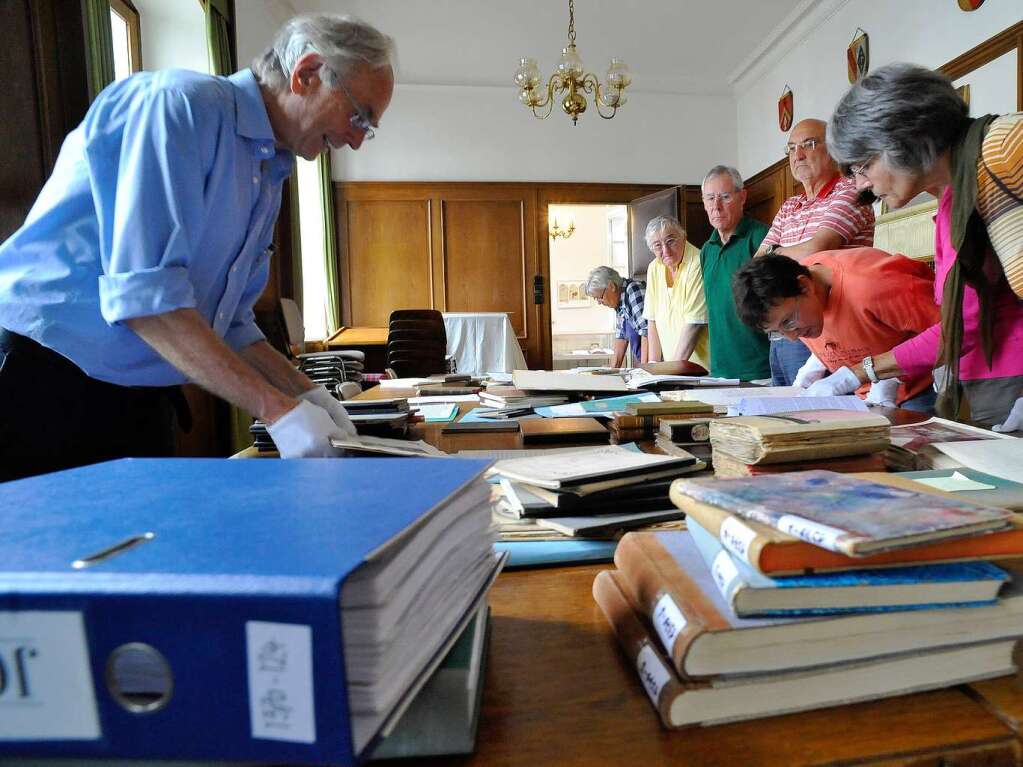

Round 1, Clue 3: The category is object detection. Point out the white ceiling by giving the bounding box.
[290,0,809,95]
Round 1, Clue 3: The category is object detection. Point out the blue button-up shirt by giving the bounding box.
[0,68,294,386]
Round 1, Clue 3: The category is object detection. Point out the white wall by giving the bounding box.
[733,0,1023,177]
[334,85,736,183]
[134,0,208,74]
[549,205,620,335]
[235,0,297,70]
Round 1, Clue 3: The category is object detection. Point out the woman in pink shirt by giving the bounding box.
[805,63,1023,430]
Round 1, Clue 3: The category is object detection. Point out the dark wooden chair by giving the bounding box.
[386,309,448,377]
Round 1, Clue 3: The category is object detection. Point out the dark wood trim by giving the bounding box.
[938,20,1023,93]
[110,0,143,73]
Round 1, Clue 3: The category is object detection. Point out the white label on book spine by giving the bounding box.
[652,594,687,657]
[778,515,842,551]
[711,550,740,595]
[719,516,757,564]
[635,643,671,707]
[246,621,316,744]
[0,611,100,739]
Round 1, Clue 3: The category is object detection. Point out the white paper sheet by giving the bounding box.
[932,439,1023,483]
[726,395,869,416]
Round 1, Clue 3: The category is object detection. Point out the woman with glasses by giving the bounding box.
[640,216,710,373]
[825,63,1023,431]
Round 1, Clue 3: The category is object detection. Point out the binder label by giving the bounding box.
[652,594,686,656]
[778,515,841,551]
[711,550,740,595]
[0,611,100,739]
[719,516,757,564]
[635,643,671,706]
[246,621,316,744]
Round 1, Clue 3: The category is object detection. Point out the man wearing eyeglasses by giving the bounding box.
[753,119,876,387]
[0,14,395,479]
[731,250,939,412]
[698,165,771,381]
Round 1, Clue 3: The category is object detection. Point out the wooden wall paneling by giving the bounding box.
[682,187,713,249]
[744,158,788,228]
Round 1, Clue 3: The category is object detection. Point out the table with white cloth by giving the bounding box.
[442,312,527,376]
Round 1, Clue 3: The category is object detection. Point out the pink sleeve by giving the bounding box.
[892,323,940,375]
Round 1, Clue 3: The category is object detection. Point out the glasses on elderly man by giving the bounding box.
[702,192,739,204]
[783,137,821,156]
[337,79,376,140]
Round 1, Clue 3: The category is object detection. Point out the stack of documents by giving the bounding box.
[0,458,503,764]
[885,417,1016,471]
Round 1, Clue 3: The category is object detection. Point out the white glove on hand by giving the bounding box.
[804,366,861,397]
[793,353,828,388]
[300,384,357,440]
[993,396,1023,433]
[865,378,900,408]
[267,400,347,458]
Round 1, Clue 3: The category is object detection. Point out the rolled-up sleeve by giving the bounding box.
[87,88,206,325]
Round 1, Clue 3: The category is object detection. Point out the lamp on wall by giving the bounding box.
[513,0,631,125]
[549,216,576,241]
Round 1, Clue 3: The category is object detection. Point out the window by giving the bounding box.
[607,208,628,273]
[296,157,330,342]
[110,0,142,81]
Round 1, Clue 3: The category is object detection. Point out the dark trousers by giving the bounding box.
[0,330,183,482]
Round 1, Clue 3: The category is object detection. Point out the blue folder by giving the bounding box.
[0,457,491,765]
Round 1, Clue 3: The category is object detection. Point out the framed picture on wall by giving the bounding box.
[556,280,594,308]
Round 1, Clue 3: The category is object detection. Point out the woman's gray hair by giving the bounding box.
[702,165,744,191]
[827,63,969,175]
[252,14,396,92]
[645,215,686,247]
[585,266,623,295]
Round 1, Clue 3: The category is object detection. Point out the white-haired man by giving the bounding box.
[0,15,395,479]
[754,118,876,386]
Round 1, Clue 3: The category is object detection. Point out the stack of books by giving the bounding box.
[250,398,411,451]
[594,470,1023,729]
[490,445,705,540]
[478,385,568,417]
[608,401,714,445]
[707,409,891,478]
[886,416,1015,471]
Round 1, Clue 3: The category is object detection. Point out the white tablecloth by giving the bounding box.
[443,312,527,376]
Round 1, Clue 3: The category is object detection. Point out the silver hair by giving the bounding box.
[644,215,686,247]
[585,266,623,295]
[827,63,969,175]
[701,165,744,191]
[251,14,396,92]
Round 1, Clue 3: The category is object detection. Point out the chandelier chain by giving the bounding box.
[568,0,576,44]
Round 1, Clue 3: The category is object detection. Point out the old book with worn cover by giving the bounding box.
[624,401,715,416]
[612,530,1023,679]
[670,470,1012,556]
[593,567,1019,728]
[886,417,1014,471]
[711,450,886,479]
[674,473,1023,575]
[709,410,891,464]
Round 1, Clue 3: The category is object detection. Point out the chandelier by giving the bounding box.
[514,0,631,125]
[549,216,575,240]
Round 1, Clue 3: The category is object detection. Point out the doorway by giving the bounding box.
[548,203,629,370]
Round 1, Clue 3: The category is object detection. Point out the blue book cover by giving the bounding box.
[687,519,1008,617]
[0,457,494,765]
[494,540,617,568]
[534,392,659,418]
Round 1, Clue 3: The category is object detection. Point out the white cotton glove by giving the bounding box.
[865,378,901,408]
[792,353,828,389]
[993,396,1023,433]
[267,400,347,458]
[804,366,861,397]
[300,384,357,440]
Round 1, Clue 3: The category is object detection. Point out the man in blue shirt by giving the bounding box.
[0,14,396,479]
[585,266,648,367]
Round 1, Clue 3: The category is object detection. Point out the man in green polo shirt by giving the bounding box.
[699,165,772,380]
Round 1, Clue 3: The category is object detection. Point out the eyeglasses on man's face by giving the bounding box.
[783,137,821,156]
[765,295,803,335]
[648,235,682,253]
[702,192,739,205]
[337,79,376,140]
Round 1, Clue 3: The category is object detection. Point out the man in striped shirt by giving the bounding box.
[753,118,875,386]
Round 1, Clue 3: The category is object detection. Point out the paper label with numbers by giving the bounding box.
[0,611,100,740]
[651,594,687,657]
[777,514,842,551]
[246,621,316,744]
[711,550,740,596]
[635,643,671,707]
[719,516,757,563]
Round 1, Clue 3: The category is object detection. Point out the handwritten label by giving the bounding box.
[719,516,757,564]
[652,594,687,657]
[635,643,671,707]
[0,611,100,739]
[777,515,842,551]
[711,550,740,596]
[246,621,316,744]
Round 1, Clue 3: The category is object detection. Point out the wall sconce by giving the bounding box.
[549,217,575,241]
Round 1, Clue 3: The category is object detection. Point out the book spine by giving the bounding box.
[613,533,728,679]
[661,421,712,443]
[592,570,690,728]
[614,414,659,430]
[610,428,650,444]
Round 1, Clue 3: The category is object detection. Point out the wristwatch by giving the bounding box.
[862,355,879,383]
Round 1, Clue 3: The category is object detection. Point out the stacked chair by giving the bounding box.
[387,309,452,377]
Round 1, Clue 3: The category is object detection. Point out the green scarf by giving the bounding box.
[936,113,997,420]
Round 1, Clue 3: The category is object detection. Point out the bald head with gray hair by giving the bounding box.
[644,215,686,248]
[702,165,744,192]
[828,63,969,175]
[252,14,397,92]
